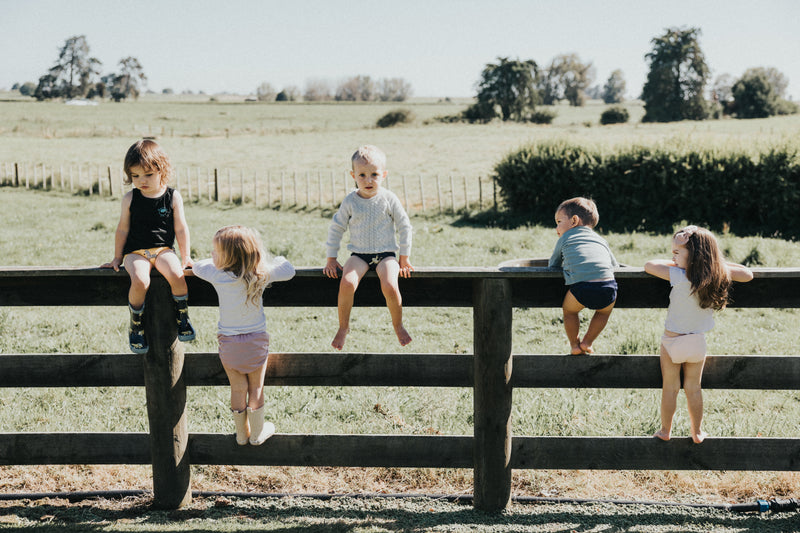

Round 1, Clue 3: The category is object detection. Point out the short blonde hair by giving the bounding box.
[351,145,386,170]
[557,197,599,228]
[213,225,272,306]
[123,139,173,186]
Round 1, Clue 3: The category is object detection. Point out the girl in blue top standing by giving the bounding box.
[549,197,619,355]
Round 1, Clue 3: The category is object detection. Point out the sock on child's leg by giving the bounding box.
[173,294,196,342]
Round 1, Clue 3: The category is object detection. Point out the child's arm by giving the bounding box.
[269,257,296,283]
[172,190,192,269]
[398,255,413,278]
[726,262,754,283]
[323,257,342,278]
[100,192,133,271]
[644,259,675,281]
[324,200,350,279]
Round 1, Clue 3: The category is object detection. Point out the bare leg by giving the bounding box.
[376,258,411,346]
[123,254,153,308]
[223,366,249,412]
[683,359,708,443]
[154,251,188,297]
[561,291,585,354]
[246,363,268,410]
[580,301,615,354]
[332,256,369,350]
[655,343,681,441]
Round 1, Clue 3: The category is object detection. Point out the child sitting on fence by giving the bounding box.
[323,145,413,350]
[645,225,752,443]
[192,225,295,445]
[549,197,619,355]
[101,139,195,354]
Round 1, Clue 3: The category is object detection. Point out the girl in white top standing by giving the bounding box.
[645,225,752,443]
[192,225,295,445]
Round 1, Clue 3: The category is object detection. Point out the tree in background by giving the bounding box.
[641,27,709,122]
[539,54,594,106]
[276,86,300,101]
[18,82,36,96]
[35,35,102,100]
[602,69,626,104]
[335,75,375,101]
[377,78,412,102]
[303,78,332,101]
[731,69,777,118]
[256,82,277,102]
[476,57,539,121]
[711,74,734,108]
[109,57,147,101]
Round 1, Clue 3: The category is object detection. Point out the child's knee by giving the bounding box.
[130,275,150,292]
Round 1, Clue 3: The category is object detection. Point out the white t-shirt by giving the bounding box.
[664,266,715,334]
[192,257,295,336]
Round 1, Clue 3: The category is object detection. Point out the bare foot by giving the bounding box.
[653,429,671,441]
[570,346,584,355]
[691,430,708,444]
[331,328,349,350]
[395,324,412,346]
[579,342,594,354]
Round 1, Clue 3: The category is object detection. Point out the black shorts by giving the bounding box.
[568,280,618,310]
[351,252,396,271]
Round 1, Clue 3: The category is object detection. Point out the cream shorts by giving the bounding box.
[218,331,269,374]
[661,333,706,364]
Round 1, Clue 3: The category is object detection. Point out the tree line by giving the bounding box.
[255,76,413,103]
[460,27,796,124]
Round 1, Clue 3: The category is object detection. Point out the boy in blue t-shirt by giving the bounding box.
[549,197,618,355]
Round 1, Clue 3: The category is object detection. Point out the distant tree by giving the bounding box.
[19,82,36,96]
[602,69,626,104]
[37,35,102,99]
[336,75,375,101]
[641,27,709,122]
[162,88,174,94]
[256,82,277,102]
[731,69,777,118]
[540,54,594,106]
[303,78,332,101]
[11,82,20,91]
[109,57,147,101]
[276,85,299,101]
[745,67,788,98]
[377,77,413,102]
[476,56,539,121]
[711,74,734,106]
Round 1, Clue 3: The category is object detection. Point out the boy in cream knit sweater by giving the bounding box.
[323,145,413,349]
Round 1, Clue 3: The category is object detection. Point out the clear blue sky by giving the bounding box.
[3,0,799,100]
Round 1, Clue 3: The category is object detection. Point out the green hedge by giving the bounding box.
[493,142,800,238]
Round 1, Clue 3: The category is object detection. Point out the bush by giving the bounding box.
[461,101,497,123]
[376,109,414,128]
[600,106,630,125]
[529,109,557,124]
[492,141,800,238]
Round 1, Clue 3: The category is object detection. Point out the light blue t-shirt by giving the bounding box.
[548,226,618,285]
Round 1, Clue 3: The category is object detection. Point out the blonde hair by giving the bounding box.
[674,225,731,310]
[213,225,272,306]
[556,197,599,227]
[123,139,173,185]
[351,145,387,169]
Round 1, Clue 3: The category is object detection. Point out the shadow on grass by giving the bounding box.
[0,496,795,532]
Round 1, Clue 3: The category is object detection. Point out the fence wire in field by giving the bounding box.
[0,161,498,214]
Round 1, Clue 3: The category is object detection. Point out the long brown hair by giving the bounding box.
[123,139,173,185]
[674,225,731,310]
[213,225,272,306]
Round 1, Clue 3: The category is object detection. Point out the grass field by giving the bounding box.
[1,98,799,530]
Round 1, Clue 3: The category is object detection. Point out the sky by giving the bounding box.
[2,0,799,100]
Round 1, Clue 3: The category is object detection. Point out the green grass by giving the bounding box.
[1,188,798,444]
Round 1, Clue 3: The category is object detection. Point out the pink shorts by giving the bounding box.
[661,333,706,364]
[217,331,269,374]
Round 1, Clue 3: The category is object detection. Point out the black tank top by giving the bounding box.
[123,188,176,255]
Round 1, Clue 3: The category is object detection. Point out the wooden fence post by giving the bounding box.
[472,278,513,511]
[142,278,191,509]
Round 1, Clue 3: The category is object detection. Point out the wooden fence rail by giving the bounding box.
[1,266,799,510]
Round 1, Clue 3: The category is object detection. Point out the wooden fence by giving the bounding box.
[1,266,799,511]
[0,162,496,214]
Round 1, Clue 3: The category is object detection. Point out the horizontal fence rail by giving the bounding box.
[0,266,799,510]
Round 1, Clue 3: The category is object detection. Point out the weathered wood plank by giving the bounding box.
[472,278,513,511]
[1,353,797,389]
[0,433,150,465]
[0,268,796,308]
[187,433,473,468]
[511,436,800,471]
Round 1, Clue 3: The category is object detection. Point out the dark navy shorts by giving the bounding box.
[568,280,618,310]
[351,251,396,271]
